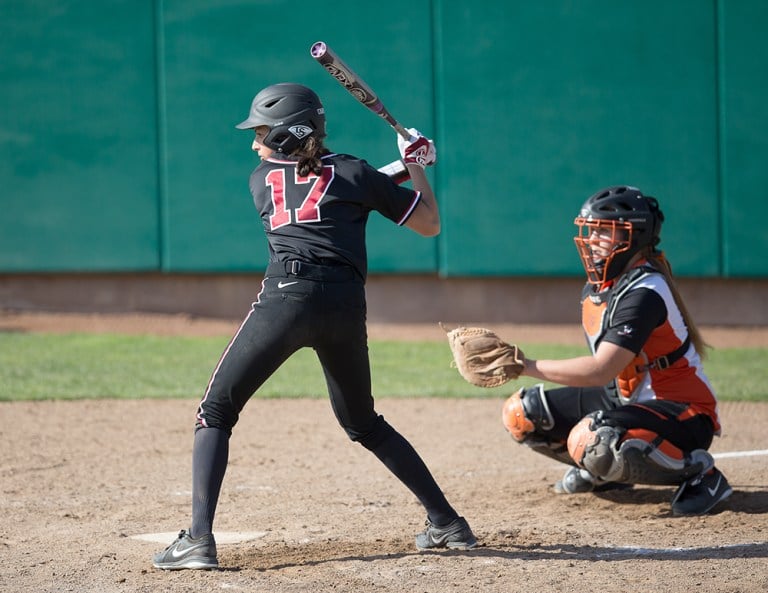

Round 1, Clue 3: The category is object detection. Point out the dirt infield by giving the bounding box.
[1,312,767,593]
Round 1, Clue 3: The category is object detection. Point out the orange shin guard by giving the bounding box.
[502,388,534,442]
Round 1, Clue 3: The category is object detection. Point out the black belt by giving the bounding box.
[266,260,358,282]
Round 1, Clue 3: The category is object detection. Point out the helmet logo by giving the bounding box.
[288,125,314,139]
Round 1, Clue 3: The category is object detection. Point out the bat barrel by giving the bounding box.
[310,41,414,141]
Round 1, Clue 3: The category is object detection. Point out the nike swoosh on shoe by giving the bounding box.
[707,475,722,497]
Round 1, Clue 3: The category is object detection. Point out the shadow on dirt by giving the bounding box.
[473,540,768,562]
[230,537,768,572]
[592,486,768,514]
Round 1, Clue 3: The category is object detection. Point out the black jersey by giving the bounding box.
[249,152,421,280]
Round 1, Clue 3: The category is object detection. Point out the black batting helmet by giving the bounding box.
[574,185,664,284]
[235,83,326,153]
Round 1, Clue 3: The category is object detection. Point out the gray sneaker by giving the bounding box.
[554,467,597,493]
[554,467,632,494]
[415,516,477,551]
[152,529,218,570]
[671,468,732,516]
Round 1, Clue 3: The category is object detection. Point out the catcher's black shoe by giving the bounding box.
[152,529,218,570]
[671,467,732,516]
[415,516,477,551]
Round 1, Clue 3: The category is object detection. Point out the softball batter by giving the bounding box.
[502,186,732,516]
[153,83,476,570]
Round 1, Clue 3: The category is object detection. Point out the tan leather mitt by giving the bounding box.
[442,324,525,388]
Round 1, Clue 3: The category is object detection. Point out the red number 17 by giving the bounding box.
[266,165,335,230]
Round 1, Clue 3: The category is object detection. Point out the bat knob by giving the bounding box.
[310,41,327,58]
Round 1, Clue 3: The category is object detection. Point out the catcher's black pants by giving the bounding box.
[542,386,715,453]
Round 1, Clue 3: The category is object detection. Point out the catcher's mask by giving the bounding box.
[574,185,663,284]
[235,83,326,153]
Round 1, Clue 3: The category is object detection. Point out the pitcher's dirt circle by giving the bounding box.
[1,312,766,593]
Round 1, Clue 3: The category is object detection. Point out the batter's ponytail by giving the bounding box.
[294,135,329,177]
[646,249,710,358]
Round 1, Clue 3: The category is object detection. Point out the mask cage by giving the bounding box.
[574,218,633,285]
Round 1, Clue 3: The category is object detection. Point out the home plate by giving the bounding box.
[131,531,268,544]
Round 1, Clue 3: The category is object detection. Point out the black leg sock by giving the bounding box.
[190,427,229,539]
[366,422,458,526]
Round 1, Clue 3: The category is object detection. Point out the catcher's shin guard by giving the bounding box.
[567,414,714,485]
[501,384,554,442]
[501,383,555,443]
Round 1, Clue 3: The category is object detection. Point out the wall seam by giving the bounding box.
[153,0,170,271]
[430,0,445,277]
[715,0,728,277]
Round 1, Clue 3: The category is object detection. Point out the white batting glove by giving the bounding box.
[397,127,437,168]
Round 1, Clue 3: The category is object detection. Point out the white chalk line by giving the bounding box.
[544,448,767,471]
[596,542,766,558]
[713,448,768,459]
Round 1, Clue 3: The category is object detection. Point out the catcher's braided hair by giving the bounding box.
[293,135,330,177]
[644,248,710,358]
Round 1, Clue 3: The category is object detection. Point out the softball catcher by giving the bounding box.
[447,186,732,516]
[153,83,475,570]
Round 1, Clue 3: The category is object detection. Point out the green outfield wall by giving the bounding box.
[2,0,766,277]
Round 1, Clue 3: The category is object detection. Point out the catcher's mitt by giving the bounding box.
[441,324,525,388]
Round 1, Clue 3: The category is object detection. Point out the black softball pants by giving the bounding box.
[193,263,458,528]
[196,268,379,438]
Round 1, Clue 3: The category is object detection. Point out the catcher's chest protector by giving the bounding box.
[581,265,655,354]
[581,290,608,353]
[581,266,657,401]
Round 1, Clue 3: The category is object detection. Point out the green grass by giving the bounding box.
[0,333,765,401]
